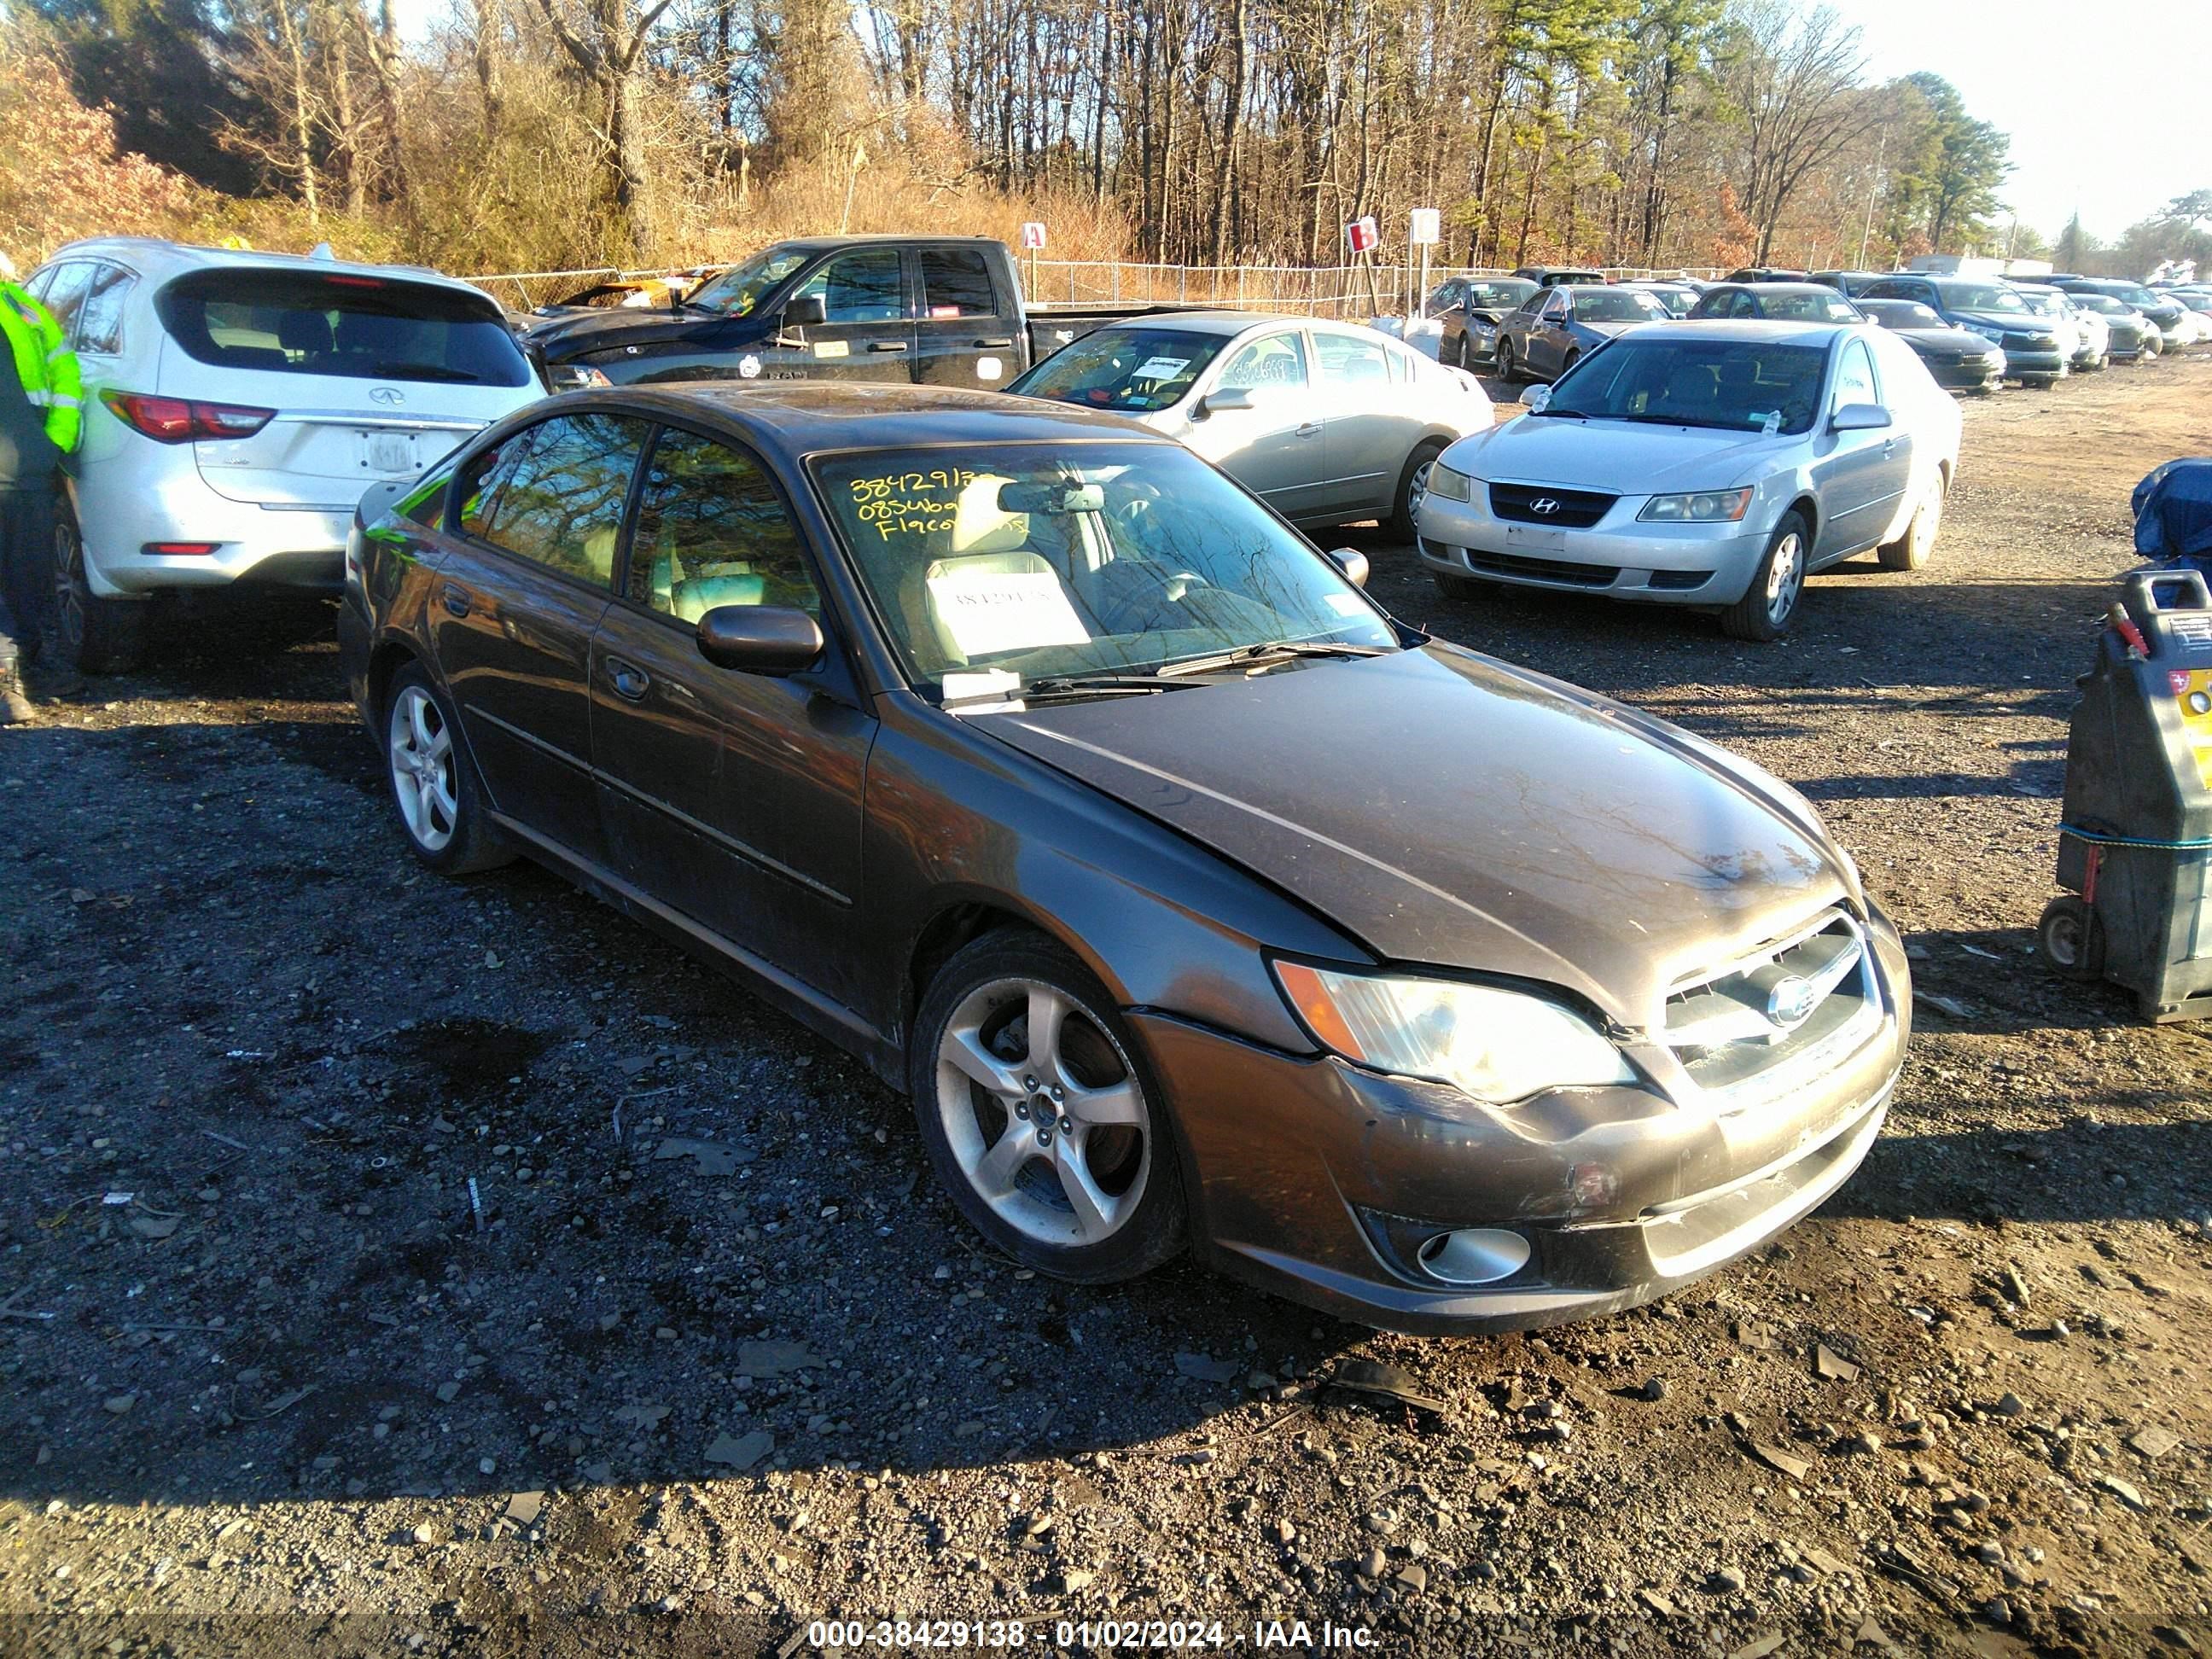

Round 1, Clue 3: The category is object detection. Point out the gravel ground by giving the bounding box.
[3,354,2209,1659]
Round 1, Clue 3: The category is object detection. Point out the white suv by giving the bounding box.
[26,239,544,671]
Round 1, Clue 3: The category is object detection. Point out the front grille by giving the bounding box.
[1465,549,1619,587]
[1490,482,1615,527]
[1663,909,1879,1096]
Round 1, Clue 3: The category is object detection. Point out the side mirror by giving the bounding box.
[1199,386,1256,416]
[1829,402,1892,433]
[781,294,827,329]
[1522,385,1552,413]
[1325,547,1370,590]
[696,605,824,677]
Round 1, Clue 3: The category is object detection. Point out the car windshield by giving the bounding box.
[1007,328,1230,414]
[812,442,1394,694]
[1545,339,1827,434]
[2069,294,2126,315]
[1759,290,1862,322]
[1865,300,1945,329]
[1570,288,1667,322]
[684,247,811,317]
[1939,283,2029,313]
[1466,279,1536,308]
[2012,289,2064,316]
[2103,283,2159,306]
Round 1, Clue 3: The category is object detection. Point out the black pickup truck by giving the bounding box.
[525,235,1153,392]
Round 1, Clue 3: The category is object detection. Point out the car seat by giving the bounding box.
[277,308,333,367]
[914,477,1076,668]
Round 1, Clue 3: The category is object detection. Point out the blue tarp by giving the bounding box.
[2133,458,2212,566]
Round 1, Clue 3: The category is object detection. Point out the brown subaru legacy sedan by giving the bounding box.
[337,382,1909,1334]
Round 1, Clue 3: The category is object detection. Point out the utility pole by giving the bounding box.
[1857,126,1887,271]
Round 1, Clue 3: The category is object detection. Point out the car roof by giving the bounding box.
[580,381,1181,463]
[766,234,1008,253]
[1726,282,1854,296]
[38,236,498,305]
[1629,319,1853,346]
[1053,309,1384,340]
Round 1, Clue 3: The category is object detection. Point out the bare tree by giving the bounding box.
[528,0,683,257]
[1727,1,1880,262]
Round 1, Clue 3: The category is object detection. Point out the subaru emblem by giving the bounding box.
[369,386,404,405]
[1530,497,1560,515]
[1766,975,1819,1028]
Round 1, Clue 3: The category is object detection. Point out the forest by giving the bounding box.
[1,0,2200,283]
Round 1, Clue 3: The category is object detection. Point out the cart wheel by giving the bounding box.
[2038,896,2105,982]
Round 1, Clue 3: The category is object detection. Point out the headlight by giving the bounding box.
[1639,487,1754,523]
[1273,963,1634,1104]
[1474,320,1499,337]
[1965,323,2004,343]
[1426,462,1474,503]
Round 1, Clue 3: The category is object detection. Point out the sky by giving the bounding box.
[385,0,2195,245]
[1830,0,2194,241]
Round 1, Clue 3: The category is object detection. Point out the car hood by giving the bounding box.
[981,645,1850,1027]
[522,304,727,360]
[1570,320,1644,340]
[1445,414,1786,494]
[1953,310,2052,335]
[1895,327,1998,355]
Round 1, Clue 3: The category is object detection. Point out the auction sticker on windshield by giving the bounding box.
[924,568,1091,661]
[1133,357,1190,380]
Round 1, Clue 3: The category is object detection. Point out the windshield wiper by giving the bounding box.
[1155,640,1394,678]
[1528,405,1588,419]
[950,672,1207,707]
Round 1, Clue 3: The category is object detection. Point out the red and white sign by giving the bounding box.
[1345,217,1380,253]
[1019,221,1048,250]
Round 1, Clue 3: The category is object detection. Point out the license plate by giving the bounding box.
[1502,523,1567,554]
[361,431,417,474]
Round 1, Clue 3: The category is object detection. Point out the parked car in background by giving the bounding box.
[2051,278,2188,352]
[1007,312,1490,538]
[529,272,710,319]
[338,380,1908,1331]
[1493,284,1668,385]
[1618,281,1703,317]
[1686,283,1865,323]
[1417,320,1962,641]
[2057,290,2155,361]
[2008,283,2104,370]
[1425,275,1540,369]
[1512,266,1608,288]
[524,236,1165,394]
[23,236,544,672]
[1854,299,2006,393]
[1725,267,1809,284]
[1808,271,1891,297]
[1856,275,2067,386]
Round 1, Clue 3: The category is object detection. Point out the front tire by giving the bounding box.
[1878,476,1945,571]
[50,504,148,675]
[1720,511,1809,642]
[1494,339,1519,386]
[1389,439,1447,542]
[910,932,1186,1284]
[383,662,511,874]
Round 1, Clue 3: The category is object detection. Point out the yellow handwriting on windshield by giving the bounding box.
[847,469,978,543]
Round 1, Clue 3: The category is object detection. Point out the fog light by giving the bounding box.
[1417,1228,1531,1286]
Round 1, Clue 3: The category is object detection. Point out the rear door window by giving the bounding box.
[38,263,96,336]
[74,264,136,356]
[1314,331,1391,387]
[465,413,651,585]
[918,249,999,319]
[155,270,533,387]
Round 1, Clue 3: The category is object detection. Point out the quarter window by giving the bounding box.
[917,249,998,318]
[467,413,650,585]
[628,427,820,623]
[74,264,135,355]
[789,250,905,324]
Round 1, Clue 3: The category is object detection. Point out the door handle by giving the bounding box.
[866,341,910,353]
[1295,422,1322,438]
[604,657,651,702]
[440,583,472,618]
[973,337,1015,348]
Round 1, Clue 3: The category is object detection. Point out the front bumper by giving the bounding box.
[1996,346,2065,380]
[1921,355,2005,392]
[1417,490,1773,606]
[1138,907,1911,1334]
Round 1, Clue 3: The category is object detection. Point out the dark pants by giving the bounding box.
[0,485,54,673]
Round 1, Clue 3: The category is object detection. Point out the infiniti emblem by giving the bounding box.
[369,386,405,405]
[1529,497,1561,515]
[1767,975,1819,1028]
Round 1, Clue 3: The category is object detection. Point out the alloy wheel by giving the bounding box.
[1765,529,1804,627]
[934,977,1153,1249]
[387,684,460,853]
[1407,455,1435,520]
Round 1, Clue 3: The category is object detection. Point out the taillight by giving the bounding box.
[102,391,276,443]
[143,542,221,556]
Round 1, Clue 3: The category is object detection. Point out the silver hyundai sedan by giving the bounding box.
[1415,319,1961,640]
[1009,311,1493,538]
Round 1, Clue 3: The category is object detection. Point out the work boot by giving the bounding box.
[0,661,33,725]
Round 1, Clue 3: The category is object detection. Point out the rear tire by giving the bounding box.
[383,662,512,875]
[2039,896,2104,983]
[1389,439,1447,542]
[1720,511,1809,643]
[1878,476,1944,572]
[50,503,148,675]
[1494,339,1519,386]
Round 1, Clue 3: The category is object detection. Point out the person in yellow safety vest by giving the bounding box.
[0,249,83,723]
